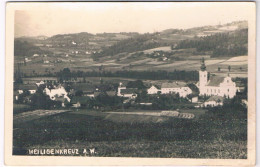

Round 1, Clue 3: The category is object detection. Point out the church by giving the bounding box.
[198,58,237,98]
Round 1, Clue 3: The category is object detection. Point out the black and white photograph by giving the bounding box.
[4,2,256,166]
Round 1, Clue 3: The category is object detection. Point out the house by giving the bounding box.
[55,96,68,107]
[202,96,224,107]
[71,96,89,108]
[191,96,198,103]
[147,85,160,94]
[198,58,237,98]
[44,60,50,64]
[18,90,24,94]
[33,54,39,57]
[43,85,70,102]
[14,91,19,101]
[72,102,81,108]
[241,99,248,107]
[28,90,36,94]
[161,82,192,98]
[120,88,138,99]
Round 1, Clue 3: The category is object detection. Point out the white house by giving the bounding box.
[161,82,192,98]
[198,58,237,98]
[147,85,160,94]
[44,85,70,102]
[202,96,224,107]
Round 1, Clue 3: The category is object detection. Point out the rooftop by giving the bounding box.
[207,76,225,86]
[121,88,138,94]
[161,82,187,88]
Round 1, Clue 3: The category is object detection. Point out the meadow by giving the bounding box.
[13,109,247,158]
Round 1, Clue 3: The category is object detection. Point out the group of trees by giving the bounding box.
[59,69,199,82]
[175,29,248,57]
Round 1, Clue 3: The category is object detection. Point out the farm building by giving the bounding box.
[147,85,160,94]
[198,58,237,98]
[161,82,192,97]
[202,96,224,107]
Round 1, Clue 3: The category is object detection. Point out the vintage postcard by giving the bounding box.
[5,2,256,166]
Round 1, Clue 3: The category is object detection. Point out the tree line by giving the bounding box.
[57,68,199,82]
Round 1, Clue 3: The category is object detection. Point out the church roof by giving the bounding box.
[161,82,187,88]
[207,76,225,86]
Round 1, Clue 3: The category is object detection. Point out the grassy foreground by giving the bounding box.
[13,110,247,158]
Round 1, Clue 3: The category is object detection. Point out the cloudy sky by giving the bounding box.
[14,2,253,37]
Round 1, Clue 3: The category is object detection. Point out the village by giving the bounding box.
[14,57,247,120]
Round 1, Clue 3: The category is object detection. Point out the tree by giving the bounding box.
[126,80,146,89]
[218,67,221,72]
[228,66,231,72]
[57,68,72,82]
[30,90,57,109]
[75,90,84,96]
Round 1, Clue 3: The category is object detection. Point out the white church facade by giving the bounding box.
[198,58,237,98]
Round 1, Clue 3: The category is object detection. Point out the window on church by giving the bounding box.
[218,89,220,93]
[227,89,229,92]
[215,89,216,93]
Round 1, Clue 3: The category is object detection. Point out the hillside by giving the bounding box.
[175,28,248,57]
[14,40,51,57]
[14,21,248,76]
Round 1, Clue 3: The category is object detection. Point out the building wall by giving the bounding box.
[147,86,159,94]
[161,87,192,97]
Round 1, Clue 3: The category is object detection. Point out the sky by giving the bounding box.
[14,2,253,37]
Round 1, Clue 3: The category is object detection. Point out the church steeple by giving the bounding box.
[200,57,206,71]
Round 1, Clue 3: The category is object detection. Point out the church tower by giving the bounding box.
[199,58,208,94]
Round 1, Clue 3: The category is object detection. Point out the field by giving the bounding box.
[13,109,247,158]
[13,104,32,115]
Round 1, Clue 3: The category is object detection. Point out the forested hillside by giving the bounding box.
[175,29,248,57]
[14,40,51,57]
[92,33,162,58]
